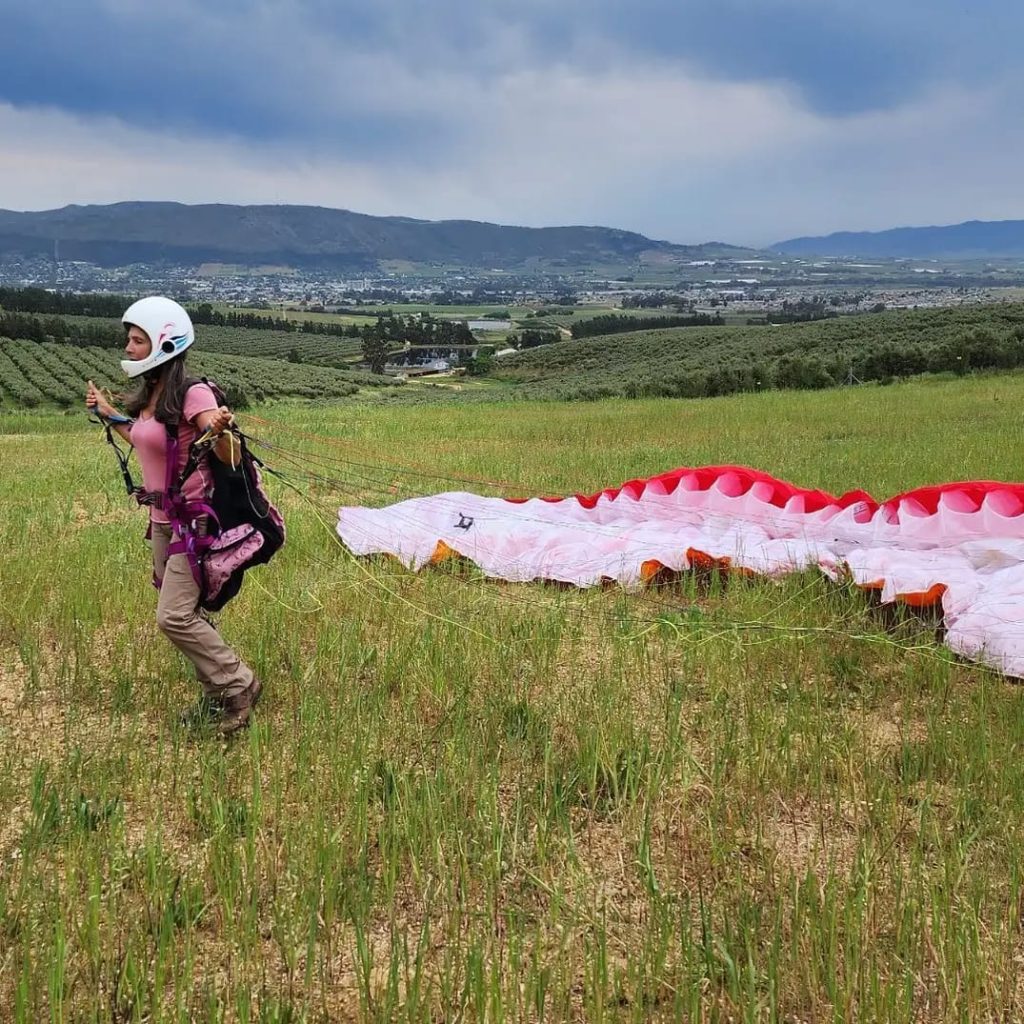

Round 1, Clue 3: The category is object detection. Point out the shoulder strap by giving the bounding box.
[166,377,225,434]
[164,376,233,495]
[186,375,227,408]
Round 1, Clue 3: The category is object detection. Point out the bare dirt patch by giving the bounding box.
[761,797,862,879]
[858,708,928,753]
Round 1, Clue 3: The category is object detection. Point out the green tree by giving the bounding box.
[466,346,495,377]
[361,321,391,375]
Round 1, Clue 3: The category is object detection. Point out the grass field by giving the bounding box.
[3,374,1024,1021]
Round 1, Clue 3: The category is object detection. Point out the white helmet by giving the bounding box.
[120,296,195,377]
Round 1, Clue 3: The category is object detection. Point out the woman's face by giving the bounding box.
[124,325,152,362]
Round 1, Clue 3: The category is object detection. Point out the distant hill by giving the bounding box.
[773,219,1024,259]
[0,202,755,271]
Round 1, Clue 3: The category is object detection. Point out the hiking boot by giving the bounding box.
[247,675,264,709]
[214,677,263,737]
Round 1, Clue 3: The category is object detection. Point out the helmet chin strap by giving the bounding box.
[121,350,180,379]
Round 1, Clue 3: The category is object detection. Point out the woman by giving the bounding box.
[86,296,262,735]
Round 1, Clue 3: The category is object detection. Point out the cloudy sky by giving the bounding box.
[2,1,1022,245]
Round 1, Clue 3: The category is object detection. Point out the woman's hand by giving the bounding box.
[207,406,234,435]
[195,406,239,465]
[85,380,115,418]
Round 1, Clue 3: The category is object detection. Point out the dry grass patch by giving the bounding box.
[760,796,863,880]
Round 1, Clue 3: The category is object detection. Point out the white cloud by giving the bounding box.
[721,79,1024,242]
[1,65,1022,246]
[0,67,818,235]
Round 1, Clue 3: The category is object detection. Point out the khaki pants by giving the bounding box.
[151,522,254,700]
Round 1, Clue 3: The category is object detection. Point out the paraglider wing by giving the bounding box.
[337,465,1024,677]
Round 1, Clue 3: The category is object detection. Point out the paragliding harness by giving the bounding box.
[98,379,285,611]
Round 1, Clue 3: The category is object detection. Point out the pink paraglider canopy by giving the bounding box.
[337,465,1024,678]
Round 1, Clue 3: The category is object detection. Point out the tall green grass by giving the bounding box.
[2,373,1024,1020]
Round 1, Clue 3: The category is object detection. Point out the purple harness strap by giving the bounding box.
[137,398,284,610]
[151,426,219,592]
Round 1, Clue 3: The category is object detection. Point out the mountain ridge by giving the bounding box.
[0,201,755,270]
[773,219,1024,258]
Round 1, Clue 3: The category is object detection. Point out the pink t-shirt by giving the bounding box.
[129,383,220,523]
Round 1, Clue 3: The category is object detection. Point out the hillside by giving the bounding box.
[486,303,1024,400]
[5,303,1023,410]
[0,202,757,270]
[773,219,1024,258]
[0,338,398,408]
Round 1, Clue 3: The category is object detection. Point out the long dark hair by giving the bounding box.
[122,354,192,424]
